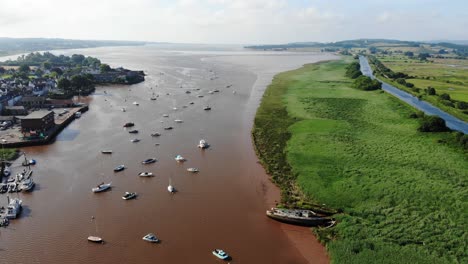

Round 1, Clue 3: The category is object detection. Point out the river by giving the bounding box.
[0,45,337,263]
[359,56,468,134]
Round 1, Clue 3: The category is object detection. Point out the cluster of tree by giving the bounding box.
[395,78,415,88]
[352,76,382,91]
[1,52,101,68]
[368,55,409,79]
[56,74,95,98]
[417,115,449,132]
[345,62,362,79]
[424,87,468,112]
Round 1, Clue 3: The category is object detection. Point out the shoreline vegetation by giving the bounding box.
[253,57,467,263]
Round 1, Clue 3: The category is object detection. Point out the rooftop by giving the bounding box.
[22,110,53,119]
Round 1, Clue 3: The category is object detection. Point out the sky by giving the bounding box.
[0,0,467,44]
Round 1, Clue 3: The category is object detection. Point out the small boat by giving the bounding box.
[101,150,113,154]
[266,208,331,226]
[150,97,157,100]
[208,91,214,94]
[122,192,137,200]
[198,95,204,98]
[187,168,199,173]
[212,249,229,260]
[189,102,194,105]
[185,90,191,94]
[174,119,183,123]
[3,166,10,177]
[92,182,112,193]
[87,236,103,243]
[175,155,186,162]
[167,184,176,193]
[162,114,169,117]
[204,106,211,111]
[123,122,135,127]
[128,129,139,134]
[142,233,159,243]
[131,139,141,143]
[22,159,36,166]
[197,139,209,149]
[151,132,161,137]
[4,197,22,219]
[75,112,82,118]
[133,101,139,106]
[213,89,220,93]
[164,127,173,130]
[121,108,126,112]
[138,172,154,177]
[173,107,178,110]
[141,158,157,164]
[114,165,125,172]
[20,178,35,192]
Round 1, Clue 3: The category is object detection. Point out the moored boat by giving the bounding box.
[114,165,125,172]
[131,138,141,143]
[151,132,161,137]
[122,192,137,200]
[128,129,139,134]
[92,182,112,193]
[123,122,134,127]
[174,119,183,123]
[87,236,103,243]
[141,158,157,164]
[101,150,113,154]
[197,139,209,149]
[187,168,199,173]
[204,106,211,111]
[175,155,185,162]
[142,233,159,243]
[20,178,35,192]
[266,208,331,226]
[4,197,22,219]
[212,249,229,260]
[138,172,154,177]
[164,126,173,130]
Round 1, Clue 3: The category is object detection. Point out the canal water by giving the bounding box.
[359,56,468,134]
[0,45,336,263]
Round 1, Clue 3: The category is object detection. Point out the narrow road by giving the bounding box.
[359,56,468,134]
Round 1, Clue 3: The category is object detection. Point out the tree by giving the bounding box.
[456,101,468,110]
[100,64,111,73]
[440,93,451,101]
[50,67,63,76]
[57,78,71,91]
[71,54,86,65]
[42,61,52,70]
[353,76,382,91]
[418,116,449,132]
[404,51,414,57]
[418,53,430,61]
[345,62,362,79]
[426,87,436,95]
[0,67,5,74]
[18,64,30,73]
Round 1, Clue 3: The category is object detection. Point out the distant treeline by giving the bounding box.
[0,52,101,67]
[245,39,468,55]
[0,37,149,56]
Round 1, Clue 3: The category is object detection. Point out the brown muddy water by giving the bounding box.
[0,45,337,264]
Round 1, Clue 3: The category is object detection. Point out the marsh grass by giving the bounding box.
[253,58,467,263]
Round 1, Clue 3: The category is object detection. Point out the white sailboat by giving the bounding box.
[167,178,176,193]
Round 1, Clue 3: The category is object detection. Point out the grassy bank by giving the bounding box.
[0,148,19,161]
[253,58,467,263]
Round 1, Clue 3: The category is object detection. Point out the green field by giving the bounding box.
[376,55,468,102]
[253,58,467,263]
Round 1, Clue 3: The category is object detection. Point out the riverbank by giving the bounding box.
[253,58,467,263]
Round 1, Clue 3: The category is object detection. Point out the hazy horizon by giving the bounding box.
[1,0,467,45]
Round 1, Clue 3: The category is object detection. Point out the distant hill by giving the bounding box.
[245,38,467,50]
[0,37,152,56]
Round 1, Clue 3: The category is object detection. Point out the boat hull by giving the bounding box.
[266,210,331,227]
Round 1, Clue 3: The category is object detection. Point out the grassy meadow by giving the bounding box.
[253,58,467,263]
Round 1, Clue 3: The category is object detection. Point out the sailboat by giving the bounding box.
[167,178,176,193]
[88,217,103,243]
